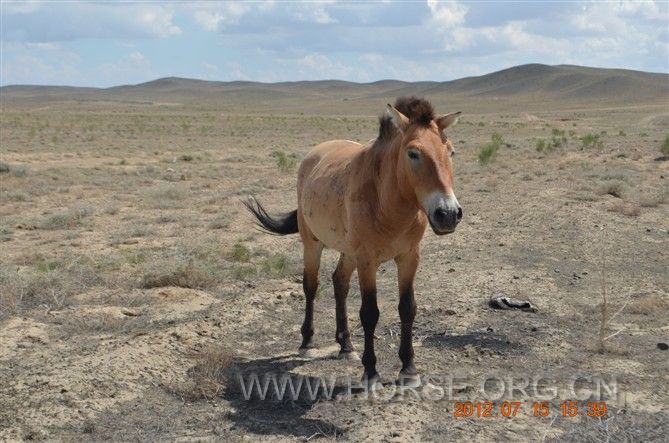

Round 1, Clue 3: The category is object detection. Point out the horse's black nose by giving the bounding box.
[433,206,461,230]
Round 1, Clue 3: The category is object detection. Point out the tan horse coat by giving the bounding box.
[246,97,462,387]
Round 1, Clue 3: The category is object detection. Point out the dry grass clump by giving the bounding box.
[478,133,503,164]
[661,134,669,155]
[39,205,95,230]
[638,188,667,207]
[227,243,251,262]
[0,255,107,318]
[172,346,236,401]
[626,295,668,315]
[596,180,626,198]
[142,184,188,209]
[138,237,229,289]
[610,201,640,217]
[272,150,298,173]
[139,260,216,289]
[581,133,604,149]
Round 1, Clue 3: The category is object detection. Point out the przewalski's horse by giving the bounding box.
[244,96,462,388]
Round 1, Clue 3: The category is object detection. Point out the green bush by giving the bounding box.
[478,133,503,164]
[273,150,297,173]
[661,135,669,155]
[581,133,604,149]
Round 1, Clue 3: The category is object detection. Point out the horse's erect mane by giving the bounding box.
[377,96,436,142]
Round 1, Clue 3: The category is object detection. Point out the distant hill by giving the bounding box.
[2,64,667,113]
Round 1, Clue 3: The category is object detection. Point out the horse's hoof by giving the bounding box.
[360,372,383,391]
[398,371,421,388]
[298,347,318,358]
[338,351,360,361]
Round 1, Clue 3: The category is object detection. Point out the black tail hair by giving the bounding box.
[243,197,299,235]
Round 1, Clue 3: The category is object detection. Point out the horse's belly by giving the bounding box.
[302,199,350,252]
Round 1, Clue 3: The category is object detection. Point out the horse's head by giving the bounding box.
[387,97,462,235]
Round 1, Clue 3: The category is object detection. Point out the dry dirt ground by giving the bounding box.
[1,100,668,441]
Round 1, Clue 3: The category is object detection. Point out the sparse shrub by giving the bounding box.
[179,154,194,162]
[103,205,119,215]
[5,191,29,202]
[597,180,626,198]
[618,130,626,137]
[143,185,188,209]
[0,254,107,318]
[228,243,250,262]
[11,165,28,177]
[39,206,95,230]
[156,213,177,223]
[0,226,13,242]
[261,254,288,276]
[612,201,640,217]
[478,133,503,164]
[231,264,256,280]
[172,345,235,400]
[550,128,567,148]
[639,189,667,207]
[536,131,567,153]
[0,162,9,173]
[661,135,669,155]
[139,261,214,289]
[273,150,297,173]
[208,214,230,230]
[581,133,604,149]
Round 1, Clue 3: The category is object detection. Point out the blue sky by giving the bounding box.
[2,1,667,87]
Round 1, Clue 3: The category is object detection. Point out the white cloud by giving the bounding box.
[295,53,355,79]
[2,3,181,42]
[427,0,468,27]
[191,3,251,31]
[25,42,60,51]
[128,51,145,62]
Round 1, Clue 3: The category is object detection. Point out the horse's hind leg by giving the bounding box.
[333,254,358,360]
[298,238,323,358]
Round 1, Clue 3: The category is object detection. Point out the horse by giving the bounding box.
[244,96,462,389]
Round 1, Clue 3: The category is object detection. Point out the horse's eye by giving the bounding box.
[407,150,420,160]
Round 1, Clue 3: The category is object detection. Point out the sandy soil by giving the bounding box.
[1,100,667,441]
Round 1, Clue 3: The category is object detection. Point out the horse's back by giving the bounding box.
[297,140,363,251]
[298,139,363,190]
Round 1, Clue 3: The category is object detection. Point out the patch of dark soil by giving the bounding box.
[424,331,526,354]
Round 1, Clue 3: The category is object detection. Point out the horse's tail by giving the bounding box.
[243,197,299,235]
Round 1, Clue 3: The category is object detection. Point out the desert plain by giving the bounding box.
[1,64,668,441]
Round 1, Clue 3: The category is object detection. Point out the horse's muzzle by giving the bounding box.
[425,193,462,235]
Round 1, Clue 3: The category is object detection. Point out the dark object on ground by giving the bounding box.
[657,342,668,350]
[489,293,536,312]
[654,155,669,162]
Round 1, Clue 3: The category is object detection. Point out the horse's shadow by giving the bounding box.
[423,329,527,354]
[222,355,348,439]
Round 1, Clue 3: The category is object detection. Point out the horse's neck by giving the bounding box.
[369,138,420,230]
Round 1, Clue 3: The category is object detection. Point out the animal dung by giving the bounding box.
[489,293,536,312]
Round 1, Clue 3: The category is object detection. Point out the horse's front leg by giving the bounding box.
[395,249,420,387]
[357,259,381,389]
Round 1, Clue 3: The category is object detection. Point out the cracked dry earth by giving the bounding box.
[1,103,668,441]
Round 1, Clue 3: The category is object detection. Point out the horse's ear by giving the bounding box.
[387,104,410,131]
[436,112,462,131]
